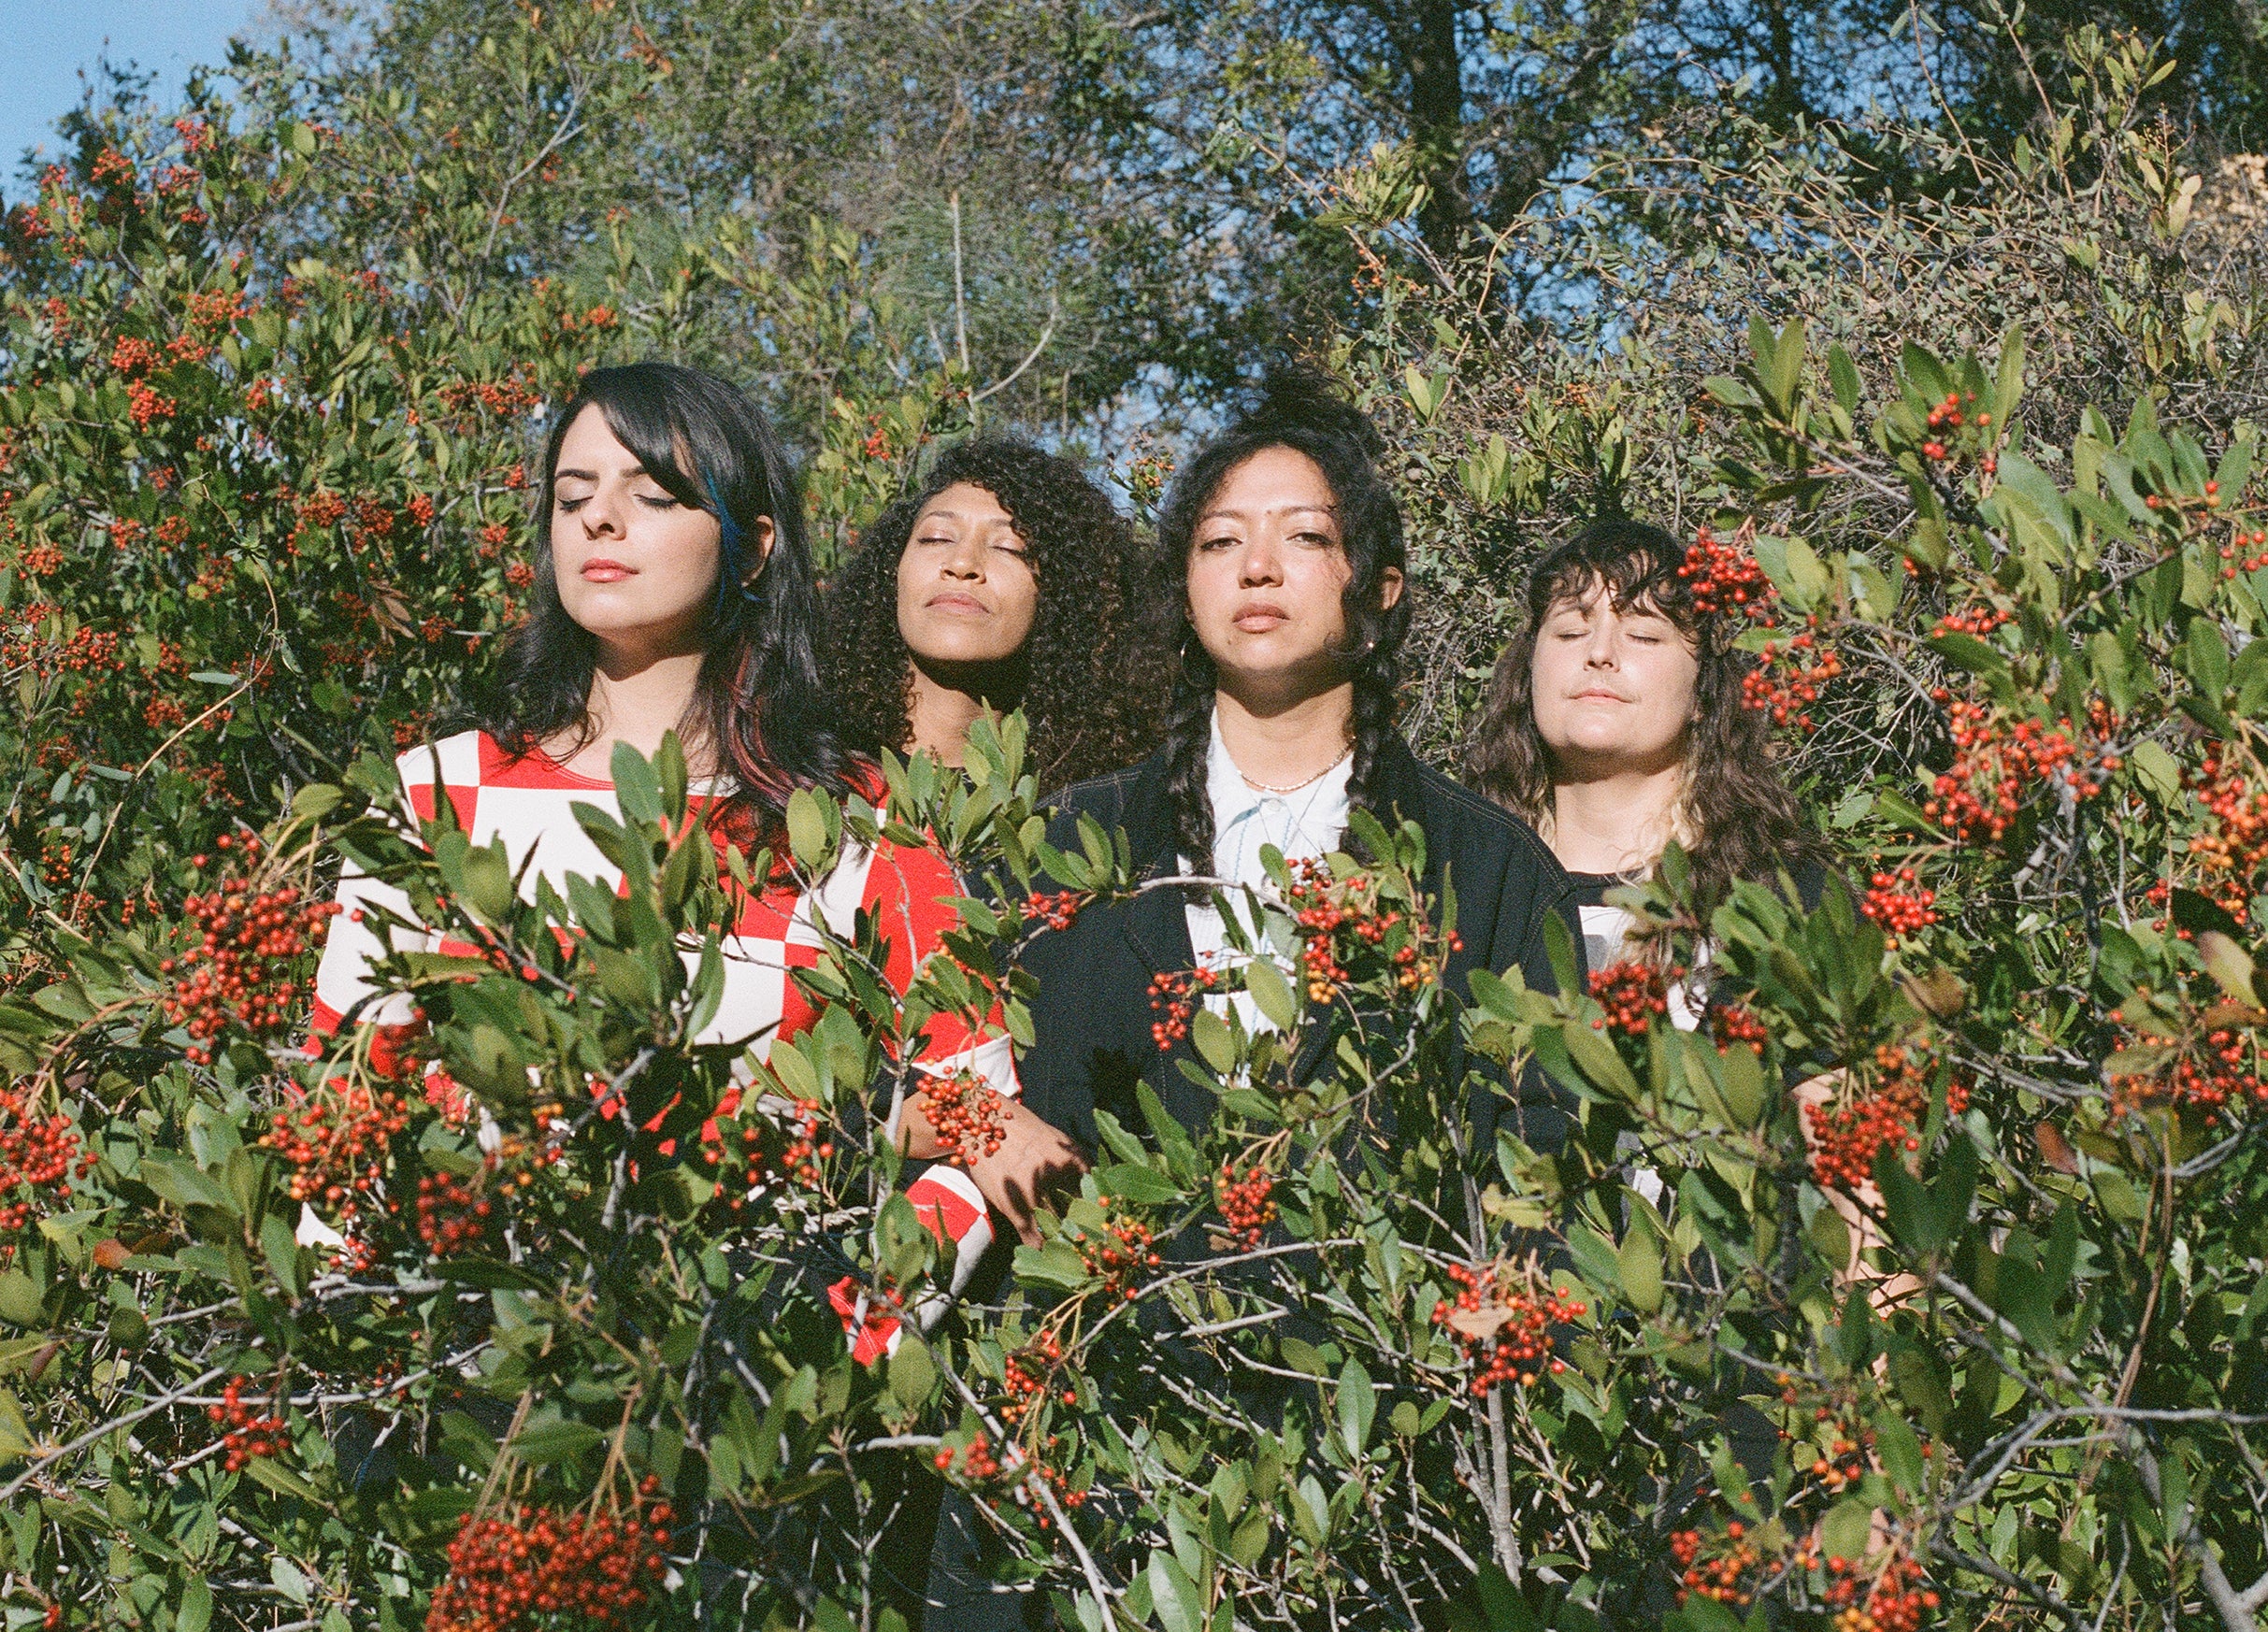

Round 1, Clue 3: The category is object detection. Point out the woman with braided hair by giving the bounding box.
[1006,369,1574,1156]
[925,373,1578,1625]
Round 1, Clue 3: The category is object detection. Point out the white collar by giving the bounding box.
[1205,711,1353,855]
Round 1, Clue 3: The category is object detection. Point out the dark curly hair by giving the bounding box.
[1465,518,1826,909]
[474,362,863,841]
[818,437,1167,793]
[1154,366,1412,870]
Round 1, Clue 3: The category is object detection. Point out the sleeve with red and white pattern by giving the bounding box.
[304,742,452,1069]
[833,830,1022,1353]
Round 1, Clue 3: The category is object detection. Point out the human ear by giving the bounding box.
[743,515,778,585]
[1378,565,1405,612]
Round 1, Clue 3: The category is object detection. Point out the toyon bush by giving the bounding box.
[0,21,2265,1632]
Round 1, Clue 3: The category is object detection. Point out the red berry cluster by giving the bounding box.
[1776,1378,1877,1497]
[1147,966,1220,1050]
[158,835,341,1066]
[1931,602,2008,639]
[1016,890,1089,933]
[1709,1002,1770,1056]
[2186,753,2268,922]
[934,1429,1003,1482]
[1917,389,1994,466]
[426,1478,671,1632]
[1670,1520,1765,1610]
[2108,1021,2267,1124]
[0,1081,91,1244]
[259,1081,412,1232]
[1820,1545,1940,1632]
[2216,523,2268,580]
[999,1329,1069,1426]
[914,1072,1009,1167]
[1213,1161,1278,1250]
[1859,866,1938,945]
[1283,856,1458,1006]
[1677,525,1776,621]
[1431,1260,1586,1396]
[415,1170,495,1257]
[1744,619,1844,733]
[207,1376,287,1471]
[1805,1045,1970,1192]
[1073,1208,1160,1301]
[1921,697,2116,847]
[1588,960,1676,1038]
[696,1092,830,1203]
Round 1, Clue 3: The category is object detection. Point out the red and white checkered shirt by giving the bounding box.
[306,730,1010,1334]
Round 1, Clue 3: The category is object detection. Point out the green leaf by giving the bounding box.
[1926,632,2008,676]
[1828,345,1862,414]
[513,1418,603,1465]
[0,1272,43,1328]
[2129,738,2183,799]
[1243,957,1297,1031]
[179,1577,213,1632]
[1873,1410,1926,1498]
[1820,1499,1873,1566]
[290,783,344,821]
[786,788,830,868]
[247,1455,324,1505]
[1191,1009,1236,1075]
[888,1335,935,1407]
[1148,1548,1205,1632]
[1617,1226,1663,1314]
[1338,1357,1376,1453]
[1096,1164,1181,1205]
[1563,1223,1620,1297]
[261,1211,305,1301]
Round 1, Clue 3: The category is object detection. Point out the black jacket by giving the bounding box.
[1015,736,1580,1161]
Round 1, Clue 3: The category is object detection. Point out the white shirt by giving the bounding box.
[1184,712,1354,1036]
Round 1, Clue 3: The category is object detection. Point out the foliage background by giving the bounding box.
[2,3,2268,1630]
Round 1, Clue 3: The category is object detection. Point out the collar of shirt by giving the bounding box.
[1204,709,1354,888]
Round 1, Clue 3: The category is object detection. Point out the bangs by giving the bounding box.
[1528,522,1699,631]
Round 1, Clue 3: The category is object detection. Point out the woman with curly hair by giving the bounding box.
[819,437,1166,792]
[1466,517,1830,983]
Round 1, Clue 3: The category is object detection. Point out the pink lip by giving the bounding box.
[926,592,989,614]
[1572,689,1630,702]
[581,559,633,582]
[1233,605,1289,631]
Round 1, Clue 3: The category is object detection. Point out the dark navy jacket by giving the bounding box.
[1014,735,1580,1162]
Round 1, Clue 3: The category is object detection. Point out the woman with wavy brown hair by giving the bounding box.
[1468,517,1830,981]
[819,437,1167,793]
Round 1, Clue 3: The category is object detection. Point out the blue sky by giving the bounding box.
[3,1,265,187]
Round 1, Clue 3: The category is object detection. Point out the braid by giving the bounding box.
[1341,646,1403,857]
[1164,637,1220,870]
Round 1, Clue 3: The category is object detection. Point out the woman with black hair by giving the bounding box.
[1467,518,1831,984]
[924,376,1576,1625]
[306,364,1016,1271]
[820,437,1167,791]
[1003,369,1575,1196]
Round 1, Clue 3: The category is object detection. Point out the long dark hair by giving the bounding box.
[476,362,861,841]
[1466,518,1824,909]
[1155,366,1411,869]
[819,437,1168,792]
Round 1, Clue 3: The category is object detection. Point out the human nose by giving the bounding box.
[1237,535,1284,586]
[940,531,985,580]
[1583,619,1619,666]
[579,483,625,539]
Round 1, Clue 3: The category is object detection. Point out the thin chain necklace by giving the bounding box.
[1239,741,1353,796]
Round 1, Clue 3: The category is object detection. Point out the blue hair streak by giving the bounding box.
[706,475,763,615]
